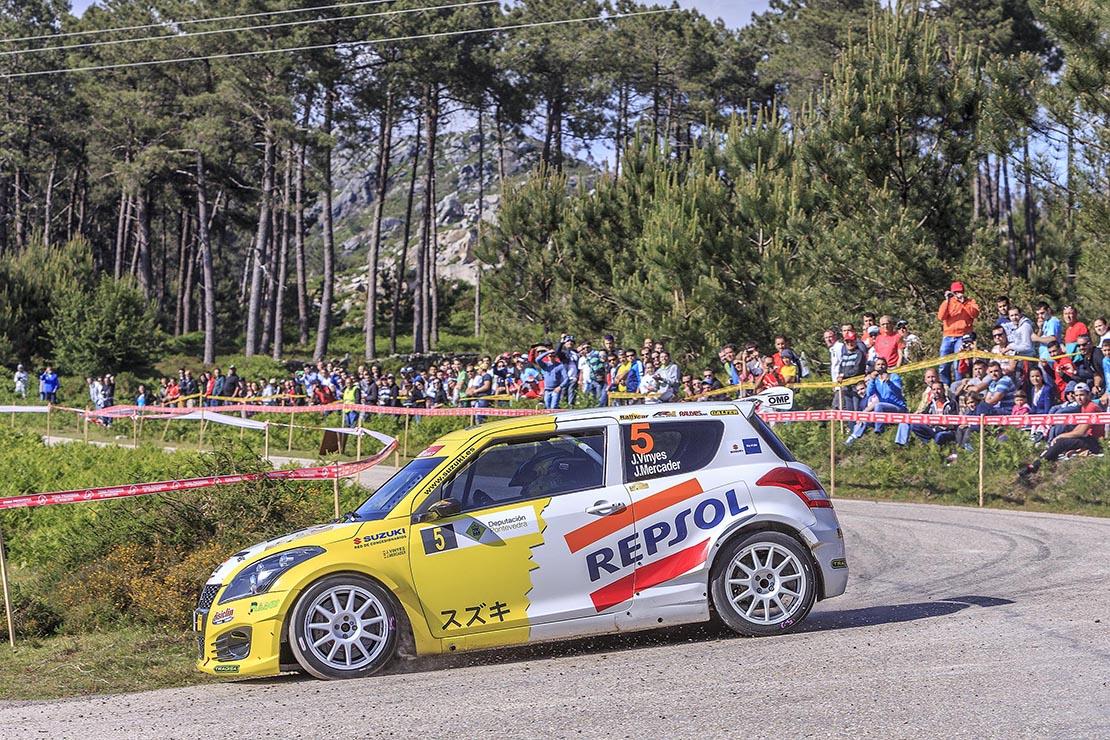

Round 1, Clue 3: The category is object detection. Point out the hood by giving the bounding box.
[206,520,355,585]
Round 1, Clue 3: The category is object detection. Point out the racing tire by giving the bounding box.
[711,531,817,637]
[289,574,399,680]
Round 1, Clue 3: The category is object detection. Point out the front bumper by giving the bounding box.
[194,592,290,678]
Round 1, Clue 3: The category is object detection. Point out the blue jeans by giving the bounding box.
[585,380,606,407]
[851,402,906,438]
[543,389,561,409]
[939,336,964,386]
[563,380,578,408]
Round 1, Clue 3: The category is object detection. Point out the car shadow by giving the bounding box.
[236,594,1015,685]
[800,594,1015,632]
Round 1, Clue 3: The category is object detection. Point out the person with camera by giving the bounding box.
[937,281,980,386]
[845,357,908,444]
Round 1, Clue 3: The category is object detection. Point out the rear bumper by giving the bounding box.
[807,510,848,599]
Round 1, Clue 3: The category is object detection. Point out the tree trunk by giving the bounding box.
[415,84,440,353]
[295,94,313,347]
[246,126,275,357]
[475,102,484,337]
[273,146,293,360]
[1022,135,1036,273]
[196,151,217,365]
[13,166,25,250]
[364,91,394,360]
[182,216,197,335]
[65,165,79,243]
[391,114,421,355]
[615,82,625,176]
[261,155,284,356]
[174,208,190,336]
[1002,157,1017,277]
[495,101,507,184]
[115,189,130,279]
[313,89,337,364]
[134,188,154,295]
[43,153,57,250]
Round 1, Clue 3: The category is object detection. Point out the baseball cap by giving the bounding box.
[1065,381,1077,395]
[868,326,880,336]
[1074,382,1091,393]
[962,332,977,342]
[895,320,908,329]
[843,330,857,341]
[604,334,614,340]
[950,281,965,292]
[1102,337,1110,346]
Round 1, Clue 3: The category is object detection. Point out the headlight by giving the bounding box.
[218,546,325,604]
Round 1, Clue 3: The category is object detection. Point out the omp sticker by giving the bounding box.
[420,505,540,556]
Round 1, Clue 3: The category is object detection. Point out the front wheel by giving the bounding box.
[711,531,817,636]
[289,574,398,680]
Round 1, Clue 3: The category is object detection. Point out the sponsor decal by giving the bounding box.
[568,481,751,612]
[678,410,704,417]
[423,445,477,493]
[730,443,742,454]
[742,438,762,455]
[831,558,848,569]
[652,410,676,418]
[213,664,240,674]
[766,393,790,406]
[248,599,279,615]
[383,545,406,559]
[421,505,541,555]
[439,600,512,630]
[417,445,444,458]
[353,527,406,549]
[619,413,647,421]
[710,408,739,416]
[211,607,234,626]
[628,482,648,492]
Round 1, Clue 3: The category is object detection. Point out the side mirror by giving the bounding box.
[412,497,461,524]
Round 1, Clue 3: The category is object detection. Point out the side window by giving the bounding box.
[622,421,724,482]
[426,431,606,513]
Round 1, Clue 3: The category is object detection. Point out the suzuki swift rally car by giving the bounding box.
[195,389,847,680]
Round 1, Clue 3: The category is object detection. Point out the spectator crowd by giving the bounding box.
[10,280,1110,476]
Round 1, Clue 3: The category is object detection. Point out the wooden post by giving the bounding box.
[978,415,986,508]
[403,413,410,459]
[287,408,295,452]
[264,423,270,460]
[829,416,836,498]
[198,405,206,451]
[161,416,171,443]
[0,523,15,647]
[132,415,138,447]
[46,404,51,440]
[83,407,89,443]
[333,464,340,519]
[356,414,363,460]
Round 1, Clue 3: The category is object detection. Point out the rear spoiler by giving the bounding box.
[738,387,795,416]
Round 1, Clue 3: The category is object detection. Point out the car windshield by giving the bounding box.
[352,457,445,520]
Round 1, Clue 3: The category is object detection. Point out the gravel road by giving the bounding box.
[2,499,1108,739]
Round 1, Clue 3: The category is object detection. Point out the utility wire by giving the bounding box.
[0,0,405,45]
[0,8,675,80]
[0,0,496,57]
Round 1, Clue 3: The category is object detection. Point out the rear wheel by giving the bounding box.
[289,574,398,680]
[711,531,816,636]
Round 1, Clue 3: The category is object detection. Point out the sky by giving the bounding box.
[67,1,773,30]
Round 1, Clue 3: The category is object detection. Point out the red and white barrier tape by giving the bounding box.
[761,409,1110,427]
[0,437,397,511]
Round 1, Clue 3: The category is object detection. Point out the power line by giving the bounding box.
[0,8,675,80]
[0,0,404,45]
[0,0,496,58]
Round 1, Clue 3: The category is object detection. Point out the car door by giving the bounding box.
[407,424,632,640]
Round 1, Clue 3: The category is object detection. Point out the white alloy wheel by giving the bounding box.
[289,574,398,679]
[711,531,817,636]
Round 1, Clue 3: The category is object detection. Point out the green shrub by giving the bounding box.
[0,581,63,640]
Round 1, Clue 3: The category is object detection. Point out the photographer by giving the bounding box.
[937,281,980,387]
[845,358,908,444]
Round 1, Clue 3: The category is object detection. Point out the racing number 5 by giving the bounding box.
[630,423,654,454]
[433,527,446,551]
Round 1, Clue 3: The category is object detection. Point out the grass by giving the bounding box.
[0,628,208,700]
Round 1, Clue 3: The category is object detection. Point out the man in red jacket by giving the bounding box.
[937,281,980,386]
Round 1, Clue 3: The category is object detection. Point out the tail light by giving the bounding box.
[756,467,833,509]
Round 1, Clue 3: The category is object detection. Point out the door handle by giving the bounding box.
[586,500,627,516]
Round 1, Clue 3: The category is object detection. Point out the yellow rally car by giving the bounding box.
[195,389,848,680]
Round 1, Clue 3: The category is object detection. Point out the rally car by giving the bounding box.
[194,388,848,680]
